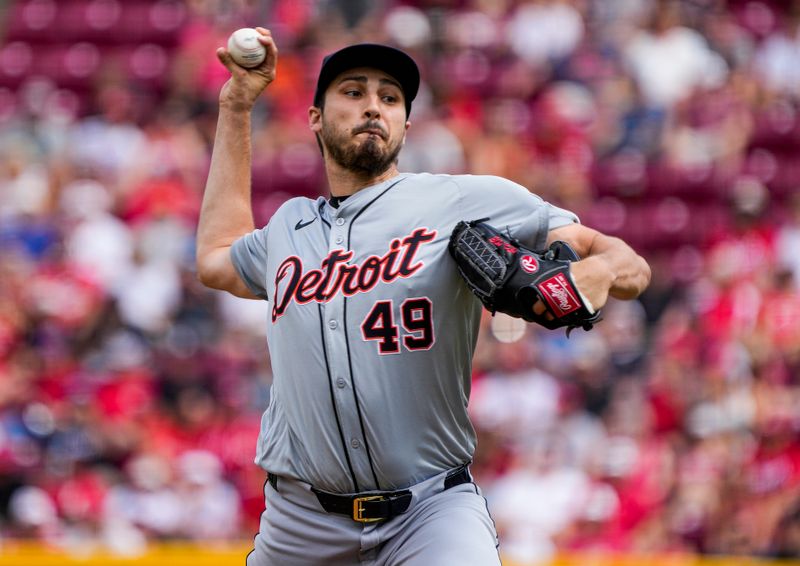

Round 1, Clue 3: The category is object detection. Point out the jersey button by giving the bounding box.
[335,235,344,244]
[336,377,346,388]
[328,320,338,330]
[350,439,361,449]
[335,218,345,226]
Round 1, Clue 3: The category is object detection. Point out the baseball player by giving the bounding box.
[196,28,650,565]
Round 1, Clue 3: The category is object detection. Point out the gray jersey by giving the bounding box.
[231,172,577,494]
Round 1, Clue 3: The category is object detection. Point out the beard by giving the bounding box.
[320,118,403,177]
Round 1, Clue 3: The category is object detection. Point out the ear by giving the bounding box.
[308,106,322,133]
[401,120,411,144]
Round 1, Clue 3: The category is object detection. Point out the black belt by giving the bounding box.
[270,465,472,524]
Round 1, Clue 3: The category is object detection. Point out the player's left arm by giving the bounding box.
[546,223,651,310]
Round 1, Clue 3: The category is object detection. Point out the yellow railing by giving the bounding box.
[1,543,798,566]
[0,542,252,565]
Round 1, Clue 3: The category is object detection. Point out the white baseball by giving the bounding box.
[227,28,266,68]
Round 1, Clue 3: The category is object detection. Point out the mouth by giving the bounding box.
[354,126,387,140]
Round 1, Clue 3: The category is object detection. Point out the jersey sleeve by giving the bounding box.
[452,175,578,251]
[230,225,270,300]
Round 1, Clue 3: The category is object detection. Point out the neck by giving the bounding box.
[325,160,401,198]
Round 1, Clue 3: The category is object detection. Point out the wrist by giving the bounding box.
[571,255,614,290]
[590,253,615,276]
[219,100,254,115]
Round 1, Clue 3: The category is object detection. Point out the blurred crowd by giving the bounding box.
[1,0,800,562]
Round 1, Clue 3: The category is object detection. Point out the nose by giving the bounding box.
[363,93,381,119]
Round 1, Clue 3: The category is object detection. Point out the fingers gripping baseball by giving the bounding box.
[217,27,278,112]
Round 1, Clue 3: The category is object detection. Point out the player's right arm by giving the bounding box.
[196,27,277,299]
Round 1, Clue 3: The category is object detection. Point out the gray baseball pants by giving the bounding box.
[246,467,501,565]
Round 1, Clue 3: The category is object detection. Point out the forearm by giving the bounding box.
[198,108,255,248]
[196,27,277,294]
[548,223,651,307]
[196,108,256,288]
[582,234,651,300]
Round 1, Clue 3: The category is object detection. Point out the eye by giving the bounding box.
[382,95,398,104]
[344,90,362,97]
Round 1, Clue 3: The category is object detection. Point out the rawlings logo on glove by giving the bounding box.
[448,219,602,335]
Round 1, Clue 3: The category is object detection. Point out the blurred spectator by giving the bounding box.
[507,0,585,68]
[175,450,241,540]
[488,433,592,564]
[752,7,800,96]
[103,453,183,537]
[770,500,800,558]
[470,338,561,440]
[623,1,728,108]
[776,194,800,288]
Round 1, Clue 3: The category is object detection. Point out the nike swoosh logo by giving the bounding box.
[294,217,317,230]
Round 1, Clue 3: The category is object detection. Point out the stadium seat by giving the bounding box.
[591,149,648,198]
[122,43,171,89]
[646,160,723,202]
[4,0,61,43]
[114,1,188,46]
[765,153,800,200]
[32,43,102,88]
[0,87,18,121]
[0,42,34,88]
[582,196,628,236]
[750,102,799,150]
[59,0,123,44]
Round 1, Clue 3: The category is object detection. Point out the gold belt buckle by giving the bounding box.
[353,495,384,523]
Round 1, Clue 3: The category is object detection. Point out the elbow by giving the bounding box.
[195,261,217,290]
[630,254,652,299]
[195,251,224,291]
[196,265,216,290]
[640,255,652,290]
[195,247,256,299]
[609,253,652,301]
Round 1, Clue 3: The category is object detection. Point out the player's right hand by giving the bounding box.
[216,27,277,113]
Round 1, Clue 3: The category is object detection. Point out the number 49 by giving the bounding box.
[360,298,435,354]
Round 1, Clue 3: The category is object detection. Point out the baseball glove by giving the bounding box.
[448,219,602,334]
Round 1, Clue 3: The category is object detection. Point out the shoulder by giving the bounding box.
[446,174,538,204]
[268,196,323,224]
[448,174,527,192]
[403,172,527,194]
[275,196,323,214]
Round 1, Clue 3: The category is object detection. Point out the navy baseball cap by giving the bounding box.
[313,44,420,116]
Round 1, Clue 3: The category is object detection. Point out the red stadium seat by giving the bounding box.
[7,0,188,46]
[59,0,124,44]
[742,148,800,201]
[582,196,628,236]
[591,150,648,198]
[0,42,34,87]
[32,43,102,88]
[653,198,725,248]
[647,160,724,203]
[766,153,800,200]
[144,0,188,44]
[651,198,692,243]
[123,43,171,89]
[0,87,19,122]
[113,1,188,46]
[749,100,799,150]
[4,0,61,43]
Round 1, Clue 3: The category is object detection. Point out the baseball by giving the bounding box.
[227,28,266,68]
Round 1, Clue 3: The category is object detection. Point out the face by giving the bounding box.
[309,67,410,177]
